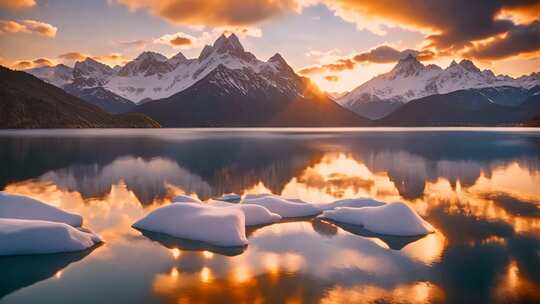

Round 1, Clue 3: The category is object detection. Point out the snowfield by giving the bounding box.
[0,192,83,227]
[319,202,435,236]
[0,218,102,256]
[133,203,248,247]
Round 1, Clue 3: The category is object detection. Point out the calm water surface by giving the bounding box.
[0,128,539,303]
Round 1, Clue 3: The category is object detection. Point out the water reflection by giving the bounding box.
[1,129,539,303]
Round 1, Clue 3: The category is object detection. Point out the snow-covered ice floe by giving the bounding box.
[172,194,201,204]
[319,202,434,236]
[209,200,281,226]
[0,218,102,256]
[317,198,385,211]
[244,196,320,218]
[0,192,82,227]
[133,203,248,247]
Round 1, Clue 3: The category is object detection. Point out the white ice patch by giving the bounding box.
[0,192,83,227]
[133,203,248,247]
[0,218,102,256]
[319,202,434,236]
[208,200,281,226]
[317,198,385,211]
[244,196,320,218]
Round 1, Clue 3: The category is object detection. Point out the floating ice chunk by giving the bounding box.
[0,218,102,256]
[172,194,201,204]
[319,202,434,236]
[0,192,82,227]
[133,203,248,247]
[216,193,241,202]
[209,200,281,226]
[244,196,320,218]
[317,198,385,211]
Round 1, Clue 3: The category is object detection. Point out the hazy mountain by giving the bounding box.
[338,55,539,119]
[25,64,74,87]
[0,66,159,128]
[377,87,540,126]
[26,59,134,114]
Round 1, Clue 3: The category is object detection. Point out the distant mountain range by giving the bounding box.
[26,34,365,127]
[337,55,539,119]
[378,86,540,126]
[13,33,540,128]
[0,66,159,128]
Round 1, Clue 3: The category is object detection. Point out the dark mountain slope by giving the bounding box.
[0,66,159,128]
[131,64,367,127]
[377,89,538,126]
[63,85,136,114]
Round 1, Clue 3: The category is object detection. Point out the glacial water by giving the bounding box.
[0,128,539,303]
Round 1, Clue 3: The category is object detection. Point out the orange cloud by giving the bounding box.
[154,32,196,48]
[117,0,301,27]
[299,45,436,76]
[12,57,54,70]
[353,45,436,63]
[58,52,88,61]
[0,0,35,10]
[322,0,540,59]
[463,21,540,60]
[58,52,129,66]
[0,19,57,37]
[92,53,130,66]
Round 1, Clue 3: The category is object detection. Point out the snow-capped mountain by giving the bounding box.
[71,57,115,88]
[25,64,74,87]
[130,34,365,127]
[105,33,303,102]
[24,33,364,126]
[338,55,539,119]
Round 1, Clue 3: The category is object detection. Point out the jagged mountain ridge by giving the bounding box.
[338,55,539,119]
[130,52,367,126]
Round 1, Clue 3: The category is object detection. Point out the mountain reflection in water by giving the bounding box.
[0,129,539,303]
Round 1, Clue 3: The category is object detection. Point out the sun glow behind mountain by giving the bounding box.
[1,0,538,94]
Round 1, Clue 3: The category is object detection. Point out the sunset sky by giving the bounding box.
[1,0,539,92]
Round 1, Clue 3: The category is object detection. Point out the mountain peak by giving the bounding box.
[459,59,481,73]
[391,54,424,77]
[74,57,113,73]
[268,53,286,64]
[135,51,167,62]
[213,32,244,54]
[168,51,187,66]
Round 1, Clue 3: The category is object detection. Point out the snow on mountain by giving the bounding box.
[26,64,74,87]
[338,55,539,119]
[72,57,115,88]
[103,33,300,103]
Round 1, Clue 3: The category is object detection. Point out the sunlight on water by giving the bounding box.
[1,130,539,303]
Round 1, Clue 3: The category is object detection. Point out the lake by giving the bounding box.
[0,128,539,303]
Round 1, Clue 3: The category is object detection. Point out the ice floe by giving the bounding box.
[133,203,248,247]
[0,218,102,256]
[319,202,435,236]
[0,192,82,227]
[208,200,281,226]
[317,198,385,211]
[244,196,320,218]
